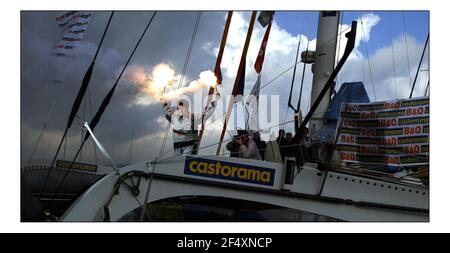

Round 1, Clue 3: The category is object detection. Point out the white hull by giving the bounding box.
[61,155,428,221]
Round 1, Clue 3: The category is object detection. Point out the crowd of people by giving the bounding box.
[162,97,314,165]
[225,128,312,164]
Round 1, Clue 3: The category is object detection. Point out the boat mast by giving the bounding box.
[308,11,340,140]
[297,19,357,160]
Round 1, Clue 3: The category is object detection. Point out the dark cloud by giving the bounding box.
[21,11,227,164]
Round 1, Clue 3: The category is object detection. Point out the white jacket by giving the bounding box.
[162,100,217,144]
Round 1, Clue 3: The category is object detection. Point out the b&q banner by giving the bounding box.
[335,97,429,167]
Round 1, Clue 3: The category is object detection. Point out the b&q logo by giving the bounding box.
[184,157,275,186]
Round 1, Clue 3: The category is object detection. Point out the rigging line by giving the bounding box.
[388,13,398,99]
[210,109,233,153]
[244,102,250,130]
[424,79,430,97]
[409,34,429,98]
[402,12,413,88]
[359,12,377,101]
[287,13,305,112]
[26,123,47,166]
[26,83,61,166]
[360,15,365,89]
[80,86,88,161]
[309,18,351,57]
[361,30,366,87]
[39,11,115,197]
[159,124,171,156]
[425,42,430,96]
[335,11,343,90]
[307,95,311,114]
[361,45,365,84]
[425,69,430,95]
[158,85,170,156]
[211,106,233,138]
[63,130,67,160]
[282,104,290,129]
[203,109,233,138]
[159,11,202,156]
[304,16,314,116]
[178,11,202,89]
[260,61,301,91]
[47,12,158,211]
[91,12,115,62]
[87,86,97,164]
[297,40,309,111]
[260,25,352,93]
[298,20,357,141]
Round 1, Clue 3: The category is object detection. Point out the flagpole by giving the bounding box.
[197,11,233,151]
[216,11,257,155]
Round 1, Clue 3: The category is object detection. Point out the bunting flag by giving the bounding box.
[233,59,246,102]
[247,73,261,104]
[245,73,261,130]
[53,11,92,58]
[245,14,273,130]
[254,16,273,73]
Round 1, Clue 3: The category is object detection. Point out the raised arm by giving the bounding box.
[193,92,220,124]
[161,97,173,122]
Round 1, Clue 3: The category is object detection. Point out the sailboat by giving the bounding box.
[21,11,429,222]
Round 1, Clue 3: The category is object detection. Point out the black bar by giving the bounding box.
[298,21,357,140]
[409,34,429,98]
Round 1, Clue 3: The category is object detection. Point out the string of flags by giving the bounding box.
[52,11,93,83]
[53,11,93,58]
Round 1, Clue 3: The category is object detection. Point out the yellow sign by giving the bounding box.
[184,157,275,186]
[56,160,97,172]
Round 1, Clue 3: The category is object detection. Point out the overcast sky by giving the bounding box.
[21,11,429,165]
